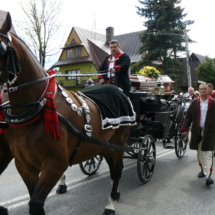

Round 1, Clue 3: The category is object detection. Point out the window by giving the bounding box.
[67,70,80,84]
[72,39,76,44]
[75,48,81,57]
[66,49,72,59]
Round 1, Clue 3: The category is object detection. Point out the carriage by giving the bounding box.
[77,74,191,184]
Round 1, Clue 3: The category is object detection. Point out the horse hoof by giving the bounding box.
[56,185,67,194]
[103,209,115,215]
[0,206,8,215]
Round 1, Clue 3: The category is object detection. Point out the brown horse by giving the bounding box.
[0,92,13,215]
[0,13,134,215]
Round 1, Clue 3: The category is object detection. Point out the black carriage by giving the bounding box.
[79,87,191,184]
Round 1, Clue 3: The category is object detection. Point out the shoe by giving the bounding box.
[205,177,214,185]
[198,171,206,178]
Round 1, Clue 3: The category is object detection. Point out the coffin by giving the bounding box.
[129,75,175,95]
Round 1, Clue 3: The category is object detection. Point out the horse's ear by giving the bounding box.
[1,12,12,34]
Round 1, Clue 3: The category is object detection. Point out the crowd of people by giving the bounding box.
[182,83,215,186]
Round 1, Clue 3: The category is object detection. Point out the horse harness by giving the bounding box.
[0,32,144,166]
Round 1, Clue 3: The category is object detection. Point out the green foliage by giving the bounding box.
[136,0,194,85]
[131,61,144,74]
[195,57,215,86]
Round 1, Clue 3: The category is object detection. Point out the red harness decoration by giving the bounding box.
[43,70,61,139]
[0,90,5,134]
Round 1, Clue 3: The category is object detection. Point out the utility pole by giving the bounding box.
[184,29,192,87]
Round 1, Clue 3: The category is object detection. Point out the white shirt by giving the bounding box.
[200,98,208,128]
[188,95,193,100]
[107,56,115,78]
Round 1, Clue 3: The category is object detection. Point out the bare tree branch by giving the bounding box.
[19,0,63,68]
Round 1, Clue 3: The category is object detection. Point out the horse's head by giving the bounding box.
[0,12,21,86]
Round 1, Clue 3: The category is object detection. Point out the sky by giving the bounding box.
[1,0,215,69]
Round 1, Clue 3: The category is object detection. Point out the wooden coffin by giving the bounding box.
[129,75,175,95]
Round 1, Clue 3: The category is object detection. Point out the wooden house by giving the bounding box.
[179,53,207,91]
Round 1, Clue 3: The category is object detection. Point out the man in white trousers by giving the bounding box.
[181,84,215,185]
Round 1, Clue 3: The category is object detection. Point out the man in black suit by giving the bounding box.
[98,40,131,96]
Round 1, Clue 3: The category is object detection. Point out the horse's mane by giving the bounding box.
[10,33,46,73]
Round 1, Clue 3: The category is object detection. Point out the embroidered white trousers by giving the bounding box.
[197,134,214,178]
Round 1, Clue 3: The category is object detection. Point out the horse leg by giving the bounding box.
[0,141,13,215]
[101,148,124,215]
[0,141,13,175]
[102,128,130,215]
[56,174,67,194]
[27,161,68,215]
[15,160,40,197]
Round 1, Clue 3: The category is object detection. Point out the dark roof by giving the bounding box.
[54,56,92,66]
[0,10,16,34]
[75,27,107,55]
[62,43,84,49]
[88,39,109,70]
[115,31,143,63]
[190,53,206,63]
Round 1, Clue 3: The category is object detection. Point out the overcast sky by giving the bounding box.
[1,0,215,69]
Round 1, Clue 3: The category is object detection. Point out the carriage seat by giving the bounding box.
[129,91,153,123]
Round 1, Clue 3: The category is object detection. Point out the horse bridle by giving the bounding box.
[0,33,12,85]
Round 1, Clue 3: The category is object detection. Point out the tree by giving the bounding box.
[136,0,194,85]
[20,0,63,68]
[195,57,215,86]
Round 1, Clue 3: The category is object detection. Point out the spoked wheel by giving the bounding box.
[175,124,188,159]
[137,135,156,184]
[79,155,103,176]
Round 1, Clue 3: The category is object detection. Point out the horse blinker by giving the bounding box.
[0,40,7,57]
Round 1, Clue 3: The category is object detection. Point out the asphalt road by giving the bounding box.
[1,141,215,215]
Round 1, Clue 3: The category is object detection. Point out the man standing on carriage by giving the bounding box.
[182,84,215,185]
[98,39,131,96]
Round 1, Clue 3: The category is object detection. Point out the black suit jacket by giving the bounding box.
[98,53,131,96]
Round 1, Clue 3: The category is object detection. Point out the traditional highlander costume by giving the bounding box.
[98,51,131,96]
[181,96,215,185]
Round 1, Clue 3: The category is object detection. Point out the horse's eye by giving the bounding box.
[0,41,7,56]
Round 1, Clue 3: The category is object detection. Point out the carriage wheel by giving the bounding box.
[79,155,103,176]
[137,135,156,184]
[175,124,188,159]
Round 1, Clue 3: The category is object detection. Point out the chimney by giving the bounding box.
[106,27,114,44]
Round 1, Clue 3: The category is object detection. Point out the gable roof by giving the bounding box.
[190,53,207,63]
[53,27,143,70]
[0,10,16,34]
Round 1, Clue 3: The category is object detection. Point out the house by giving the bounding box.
[179,53,207,91]
[0,10,16,34]
[51,27,142,91]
